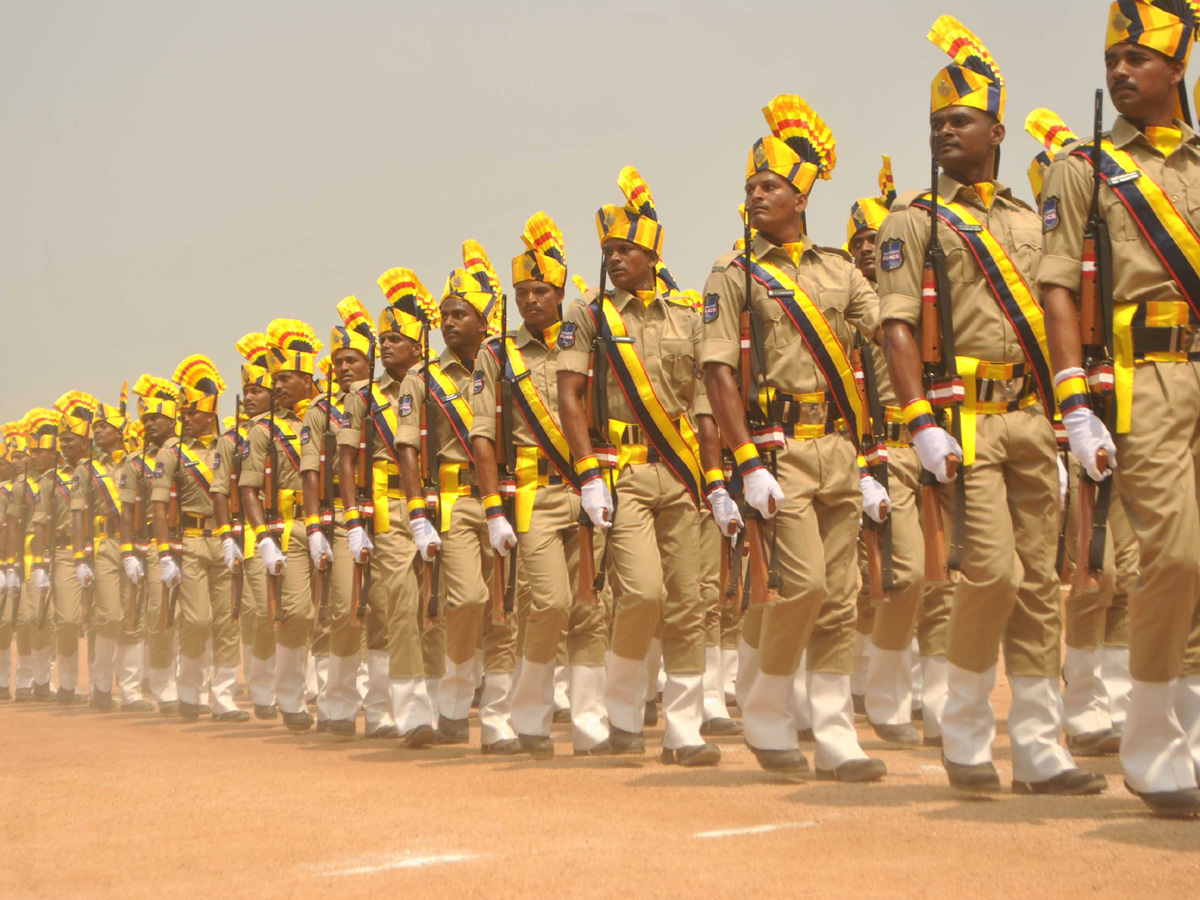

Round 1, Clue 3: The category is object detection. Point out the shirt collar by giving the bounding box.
[936,172,1014,210]
[1112,114,1200,154]
[753,231,814,265]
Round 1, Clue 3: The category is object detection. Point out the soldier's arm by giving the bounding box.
[300,406,324,521]
[211,435,233,530]
[151,445,176,548]
[846,263,882,341]
[470,347,501,500]
[239,426,270,534]
[395,373,425,513]
[700,264,753,454]
[1038,156,1093,374]
[876,207,928,407]
[556,299,599,468]
[338,392,365,516]
[71,464,87,558]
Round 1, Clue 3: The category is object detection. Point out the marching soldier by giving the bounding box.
[558,167,718,766]
[154,356,248,722]
[473,211,612,757]
[1038,0,1200,815]
[0,422,27,700]
[702,97,887,780]
[396,242,520,753]
[238,320,324,732]
[878,16,1104,795]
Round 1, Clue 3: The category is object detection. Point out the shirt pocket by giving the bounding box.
[817,287,849,338]
[1101,192,1138,242]
[1008,226,1043,287]
[658,337,697,395]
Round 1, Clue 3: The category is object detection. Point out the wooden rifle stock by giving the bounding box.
[1074,449,1108,591]
[576,508,597,606]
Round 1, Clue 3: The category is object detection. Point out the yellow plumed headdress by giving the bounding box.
[124,418,144,455]
[378,267,436,343]
[55,390,99,437]
[236,332,273,389]
[846,155,897,244]
[747,95,836,194]
[267,318,323,375]
[133,374,179,421]
[329,296,377,359]
[928,15,1006,122]
[23,408,62,451]
[512,211,568,288]
[173,355,226,413]
[1106,1,1198,123]
[596,166,666,257]
[442,240,503,335]
[95,381,128,433]
[1024,108,1079,199]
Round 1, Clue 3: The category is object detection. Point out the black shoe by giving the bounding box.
[552,708,572,724]
[1067,728,1122,757]
[923,734,944,748]
[1124,782,1200,818]
[212,709,251,723]
[481,737,522,755]
[749,746,810,775]
[89,689,115,712]
[14,686,33,702]
[32,682,53,702]
[401,725,436,749]
[608,726,646,756]
[315,718,330,733]
[0,686,10,702]
[700,717,744,737]
[199,703,211,715]
[796,728,815,743]
[121,700,155,713]
[851,693,867,716]
[574,739,615,757]
[253,703,278,721]
[518,734,555,758]
[436,717,470,745]
[725,692,738,710]
[366,724,399,739]
[179,701,202,721]
[662,744,721,767]
[281,710,314,732]
[644,700,658,727]
[911,705,924,721]
[871,722,921,744]
[1014,768,1106,796]
[158,701,179,716]
[56,687,79,705]
[328,719,356,737]
[944,758,1002,794]
[817,757,887,783]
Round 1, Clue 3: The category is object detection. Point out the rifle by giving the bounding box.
[263,395,282,627]
[316,373,335,624]
[586,258,619,598]
[164,439,182,628]
[919,136,964,580]
[855,338,895,603]
[38,464,60,630]
[128,457,150,630]
[351,340,376,623]
[420,330,441,622]
[1076,88,1115,591]
[492,294,518,624]
[229,397,244,624]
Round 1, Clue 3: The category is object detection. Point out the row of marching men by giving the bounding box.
[4,1,1200,817]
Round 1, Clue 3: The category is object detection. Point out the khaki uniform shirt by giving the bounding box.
[150,435,220,516]
[300,391,349,474]
[211,414,264,497]
[338,372,408,468]
[396,353,476,463]
[239,405,307,494]
[558,288,709,420]
[30,466,75,537]
[469,324,563,446]
[70,449,125,518]
[1038,115,1200,306]
[876,174,1041,364]
[701,234,879,394]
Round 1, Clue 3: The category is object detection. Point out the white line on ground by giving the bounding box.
[311,852,485,876]
[921,765,944,773]
[694,822,817,839]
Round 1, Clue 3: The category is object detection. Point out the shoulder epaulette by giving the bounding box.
[815,245,854,263]
[712,249,742,273]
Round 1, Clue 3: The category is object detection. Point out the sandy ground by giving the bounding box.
[2,669,1198,900]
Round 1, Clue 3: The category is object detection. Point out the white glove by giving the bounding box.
[411,516,442,562]
[32,567,50,593]
[122,554,145,584]
[75,562,95,587]
[256,537,285,575]
[581,477,614,528]
[742,467,784,520]
[707,486,744,537]
[308,530,333,568]
[1061,407,1116,482]
[6,567,20,593]
[159,555,181,589]
[222,535,243,573]
[348,524,374,563]
[1057,454,1069,511]
[912,425,963,484]
[860,474,891,524]
[487,515,518,557]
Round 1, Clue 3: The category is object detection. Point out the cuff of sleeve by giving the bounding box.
[482,493,505,519]
[1037,254,1083,293]
[704,468,726,494]
[251,525,267,543]
[157,542,171,554]
[732,441,764,477]
[698,338,740,369]
[556,349,591,376]
[215,524,231,540]
[574,455,601,484]
[344,507,362,526]
[902,398,937,435]
[878,293,921,328]
[1054,374,1091,415]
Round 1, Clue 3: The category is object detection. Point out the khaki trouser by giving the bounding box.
[275,519,314,651]
[16,578,53,657]
[517,484,608,668]
[325,521,388,659]
[177,535,238,666]
[87,537,127,641]
[371,499,423,680]
[608,461,703,674]
[439,495,517,673]
[242,555,274,662]
[747,432,861,677]
[141,549,174,671]
[861,447,925,653]
[1113,361,1200,681]
[699,509,725,648]
[945,406,1062,678]
[918,580,953,658]
[51,548,84,659]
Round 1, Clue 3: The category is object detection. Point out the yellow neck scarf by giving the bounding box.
[973,182,996,209]
[1144,125,1182,158]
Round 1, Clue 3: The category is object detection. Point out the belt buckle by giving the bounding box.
[1001,378,1021,403]
[1188,330,1200,353]
[799,402,827,426]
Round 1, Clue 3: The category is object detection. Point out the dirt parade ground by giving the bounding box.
[0,657,1196,900]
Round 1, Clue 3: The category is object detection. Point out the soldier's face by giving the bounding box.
[274,371,313,409]
[930,106,1004,174]
[379,332,421,373]
[848,229,878,282]
[1106,43,1185,120]
[0,460,12,481]
[31,448,56,472]
[332,348,369,388]
[60,432,87,463]
[93,421,123,453]
[440,297,487,356]
[142,414,174,446]
[514,281,563,333]
[745,171,807,243]
[181,408,215,439]
[603,239,656,293]
[242,385,271,418]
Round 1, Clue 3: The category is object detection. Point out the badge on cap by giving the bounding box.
[473,371,484,395]
[1042,196,1060,233]
[558,322,576,349]
[399,395,413,416]
[880,239,905,272]
[703,293,720,324]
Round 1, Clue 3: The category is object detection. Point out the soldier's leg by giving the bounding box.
[437,498,489,734]
[916,577,953,742]
[275,521,315,725]
[89,540,125,707]
[15,581,38,698]
[379,502,431,740]
[1114,363,1200,796]
[0,614,10,699]
[242,556,275,714]
[203,538,241,718]
[324,523,361,733]
[52,558,84,698]
[696,510,737,735]
[143,549,177,710]
[176,538,212,715]
[851,543,874,710]
[115,547,150,710]
[1103,493,1137,727]
[562,492,610,752]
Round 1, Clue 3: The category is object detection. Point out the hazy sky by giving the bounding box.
[2,1,1127,422]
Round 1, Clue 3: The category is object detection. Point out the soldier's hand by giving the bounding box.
[706,486,744,536]
[222,535,243,573]
[486,515,518,557]
[912,426,963,483]
[307,530,333,568]
[580,477,614,528]
[348,524,373,563]
[859,474,890,524]
[75,562,95,587]
[159,556,182,589]
[743,468,784,519]
[256,537,286,575]
[1061,407,1116,482]
[121,553,145,584]
[411,515,441,562]
[32,566,50,593]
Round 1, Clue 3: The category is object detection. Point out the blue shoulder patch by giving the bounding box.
[473,371,484,394]
[880,239,905,272]
[703,292,720,324]
[1042,196,1060,233]
[300,426,310,445]
[558,322,576,349]
[399,395,413,416]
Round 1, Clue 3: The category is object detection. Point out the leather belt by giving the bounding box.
[1132,324,1199,355]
